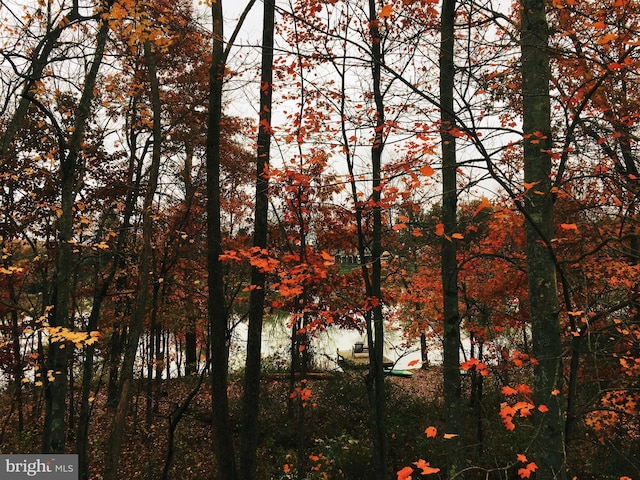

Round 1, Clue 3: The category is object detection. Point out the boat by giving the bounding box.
[337,342,394,370]
[384,368,413,378]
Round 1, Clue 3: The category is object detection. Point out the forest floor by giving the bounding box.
[0,367,444,479]
[1,366,634,479]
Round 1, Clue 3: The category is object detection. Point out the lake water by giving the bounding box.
[229,319,429,373]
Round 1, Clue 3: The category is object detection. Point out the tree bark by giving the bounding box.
[206,1,239,478]
[239,1,275,478]
[440,0,463,475]
[520,1,567,478]
[365,2,388,478]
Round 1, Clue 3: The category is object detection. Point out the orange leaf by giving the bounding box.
[502,385,518,396]
[435,223,445,236]
[379,4,393,17]
[560,223,579,233]
[397,466,413,480]
[538,404,549,413]
[473,196,491,216]
[518,467,533,479]
[516,383,533,395]
[523,181,539,192]
[443,433,459,439]
[420,164,435,177]
[504,417,515,431]
[517,453,528,463]
[597,33,617,45]
[551,389,560,396]
[393,223,407,231]
[413,459,440,475]
[408,359,420,367]
[425,426,437,438]
[451,232,464,239]
[320,250,334,262]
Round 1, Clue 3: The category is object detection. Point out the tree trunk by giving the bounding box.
[440,0,463,475]
[239,2,275,479]
[206,2,238,478]
[520,1,567,478]
[103,38,162,480]
[204,2,258,477]
[41,5,112,453]
[365,2,388,479]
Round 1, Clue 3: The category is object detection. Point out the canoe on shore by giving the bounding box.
[337,348,394,370]
[384,369,413,378]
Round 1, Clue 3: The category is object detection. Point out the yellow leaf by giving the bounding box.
[443,433,459,439]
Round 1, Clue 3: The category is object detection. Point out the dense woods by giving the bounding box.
[0,0,639,479]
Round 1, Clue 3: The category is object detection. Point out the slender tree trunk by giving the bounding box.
[103,39,162,480]
[239,2,275,478]
[520,1,567,478]
[206,2,238,478]
[41,5,112,453]
[440,0,463,475]
[366,2,387,478]
[77,252,127,479]
[10,307,24,433]
[204,2,258,477]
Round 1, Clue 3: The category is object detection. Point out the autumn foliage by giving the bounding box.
[0,0,639,479]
